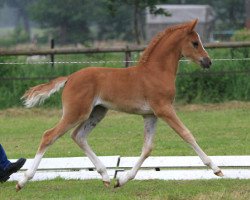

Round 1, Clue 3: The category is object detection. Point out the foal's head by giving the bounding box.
[180,19,212,69]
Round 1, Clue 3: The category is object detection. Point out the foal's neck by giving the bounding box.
[139,41,182,77]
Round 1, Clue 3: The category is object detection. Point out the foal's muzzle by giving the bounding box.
[200,57,212,69]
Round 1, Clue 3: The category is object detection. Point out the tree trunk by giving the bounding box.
[246,0,250,29]
[60,25,68,44]
[22,10,31,40]
[133,1,141,45]
[18,7,31,40]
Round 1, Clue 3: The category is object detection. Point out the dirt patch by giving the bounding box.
[0,101,249,117]
[0,107,62,118]
[193,189,250,200]
[175,101,250,112]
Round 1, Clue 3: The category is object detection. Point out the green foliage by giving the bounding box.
[107,0,170,44]
[176,48,250,103]
[108,0,170,15]
[0,53,125,109]
[29,0,94,44]
[0,27,30,47]
[0,0,36,39]
[0,48,249,109]
[231,29,250,41]
[0,0,247,46]
[94,2,134,41]
[0,0,247,45]
[27,0,171,44]
[169,0,245,31]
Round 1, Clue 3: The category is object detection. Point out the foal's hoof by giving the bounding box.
[114,180,121,188]
[16,183,22,192]
[103,181,110,188]
[214,170,224,177]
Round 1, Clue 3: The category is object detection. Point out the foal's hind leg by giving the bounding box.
[154,104,223,176]
[16,103,93,191]
[115,115,157,188]
[71,106,110,186]
[16,118,75,191]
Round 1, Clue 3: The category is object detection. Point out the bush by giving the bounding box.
[176,50,250,104]
[231,29,250,41]
[0,27,30,47]
[0,49,249,109]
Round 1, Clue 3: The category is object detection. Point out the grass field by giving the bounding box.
[0,101,250,199]
[1,179,249,200]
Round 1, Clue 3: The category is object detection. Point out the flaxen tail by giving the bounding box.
[21,76,68,108]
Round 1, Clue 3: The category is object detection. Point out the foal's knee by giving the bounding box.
[143,144,153,158]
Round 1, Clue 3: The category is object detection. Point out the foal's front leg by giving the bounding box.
[115,115,157,187]
[154,104,223,176]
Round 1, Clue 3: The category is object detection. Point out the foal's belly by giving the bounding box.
[95,98,153,115]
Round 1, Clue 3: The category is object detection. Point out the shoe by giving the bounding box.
[0,172,10,183]
[0,169,9,183]
[0,158,26,183]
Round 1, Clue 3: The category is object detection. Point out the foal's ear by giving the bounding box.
[187,19,198,32]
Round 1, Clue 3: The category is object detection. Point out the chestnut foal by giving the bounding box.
[17,19,223,191]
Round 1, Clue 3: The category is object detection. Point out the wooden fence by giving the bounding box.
[1,41,250,68]
[1,41,250,56]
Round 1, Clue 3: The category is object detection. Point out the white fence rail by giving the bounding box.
[9,156,250,181]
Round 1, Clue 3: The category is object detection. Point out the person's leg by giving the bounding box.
[0,144,26,183]
[0,144,11,170]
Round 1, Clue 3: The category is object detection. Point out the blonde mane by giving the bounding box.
[138,23,191,65]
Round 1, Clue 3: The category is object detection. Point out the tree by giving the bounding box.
[107,0,170,44]
[167,0,245,31]
[30,0,96,44]
[92,1,134,41]
[0,0,36,40]
[246,0,250,28]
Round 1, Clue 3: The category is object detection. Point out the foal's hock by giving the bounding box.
[17,19,223,191]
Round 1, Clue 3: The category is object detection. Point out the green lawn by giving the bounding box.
[1,179,249,200]
[1,102,249,158]
[0,102,249,199]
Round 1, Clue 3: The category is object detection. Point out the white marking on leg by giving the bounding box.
[17,120,71,190]
[190,141,221,173]
[17,152,44,189]
[117,115,157,187]
[72,106,110,183]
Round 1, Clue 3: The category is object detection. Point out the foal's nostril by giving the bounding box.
[201,57,212,68]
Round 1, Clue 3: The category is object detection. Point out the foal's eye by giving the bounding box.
[192,41,199,48]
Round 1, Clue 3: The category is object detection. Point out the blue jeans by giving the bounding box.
[0,144,11,170]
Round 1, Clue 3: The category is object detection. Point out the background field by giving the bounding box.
[0,102,249,199]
